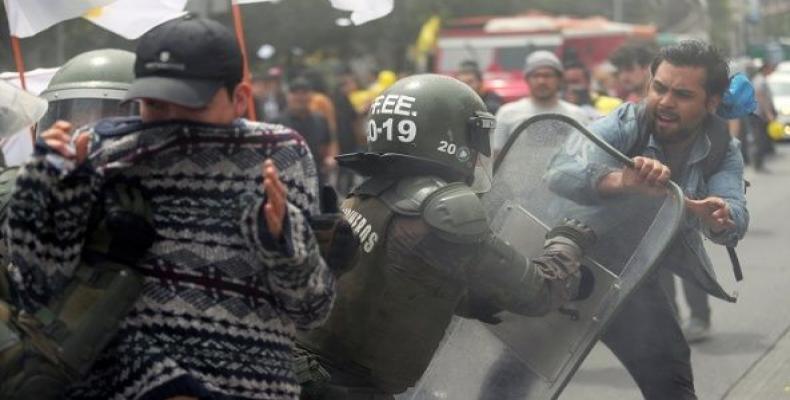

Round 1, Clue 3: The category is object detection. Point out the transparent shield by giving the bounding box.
[397,114,685,400]
[0,80,47,139]
[469,152,493,194]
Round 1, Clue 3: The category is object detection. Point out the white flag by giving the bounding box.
[1,68,59,165]
[83,0,187,39]
[3,0,114,38]
[0,79,47,135]
[328,0,393,25]
[235,0,282,4]
[0,68,59,96]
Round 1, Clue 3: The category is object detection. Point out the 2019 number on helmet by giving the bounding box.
[339,74,496,184]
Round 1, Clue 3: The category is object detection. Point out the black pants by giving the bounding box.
[602,275,697,400]
[660,270,711,322]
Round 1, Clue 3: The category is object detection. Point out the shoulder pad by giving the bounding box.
[422,183,489,243]
[380,176,448,216]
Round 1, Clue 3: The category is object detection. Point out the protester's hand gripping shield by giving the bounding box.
[397,114,685,400]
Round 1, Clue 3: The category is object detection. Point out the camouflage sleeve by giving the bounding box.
[239,124,334,329]
[3,142,101,311]
[461,233,582,318]
[408,223,579,318]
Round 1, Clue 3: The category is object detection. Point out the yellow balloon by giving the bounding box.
[767,120,784,141]
[593,95,622,116]
[350,89,374,114]
[368,70,398,97]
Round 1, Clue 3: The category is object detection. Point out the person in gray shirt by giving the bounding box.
[492,50,590,156]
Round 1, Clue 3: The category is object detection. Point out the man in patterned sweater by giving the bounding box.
[3,15,334,400]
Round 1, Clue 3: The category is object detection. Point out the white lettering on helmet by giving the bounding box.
[380,94,398,114]
[369,94,416,117]
[393,96,416,116]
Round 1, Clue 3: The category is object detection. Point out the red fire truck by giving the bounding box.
[436,12,656,102]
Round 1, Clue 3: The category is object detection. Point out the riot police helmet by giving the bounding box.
[37,49,138,135]
[337,74,495,189]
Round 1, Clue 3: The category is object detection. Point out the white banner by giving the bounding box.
[84,0,187,39]
[235,0,282,4]
[3,0,114,38]
[328,0,393,25]
[1,68,59,166]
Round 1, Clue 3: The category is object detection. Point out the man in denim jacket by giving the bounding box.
[550,40,748,399]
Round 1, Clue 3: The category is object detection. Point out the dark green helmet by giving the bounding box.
[338,74,495,183]
[37,49,138,135]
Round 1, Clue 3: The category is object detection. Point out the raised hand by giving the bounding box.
[40,120,91,164]
[261,159,287,240]
[598,156,671,197]
[685,196,735,233]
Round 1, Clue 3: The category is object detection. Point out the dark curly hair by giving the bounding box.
[649,40,730,97]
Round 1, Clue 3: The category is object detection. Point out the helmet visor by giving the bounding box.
[36,98,139,136]
[468,110,495,193]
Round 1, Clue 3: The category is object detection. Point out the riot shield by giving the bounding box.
[397,114,685,400]
[0,80,47,139]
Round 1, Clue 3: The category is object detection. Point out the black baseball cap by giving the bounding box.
[125,15,243,108]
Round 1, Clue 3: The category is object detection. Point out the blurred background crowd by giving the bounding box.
[2,0,790,194]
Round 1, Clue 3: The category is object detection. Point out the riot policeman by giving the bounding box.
[0,48,143,400]
[297,74,597,399]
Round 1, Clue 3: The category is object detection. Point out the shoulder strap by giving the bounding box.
[702,115,732,180]
[626,102,650,158]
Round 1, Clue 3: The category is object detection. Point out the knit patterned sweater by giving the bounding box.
[4,118,335,400]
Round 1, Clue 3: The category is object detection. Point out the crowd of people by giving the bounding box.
[0,12,771,400]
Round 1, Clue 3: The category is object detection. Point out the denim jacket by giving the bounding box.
[553,102,749,301]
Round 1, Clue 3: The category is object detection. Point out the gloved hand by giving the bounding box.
[105,184,158,264]
[532,218,596,281]
[310,186,359,276]
[545,218,596,255]
[310,214,358,276]
[86,183,157,265]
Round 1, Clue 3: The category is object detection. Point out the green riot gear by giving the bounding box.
[36,49,138,135]
[422,183,489,243]
[0,49,149,399]
[337,74,496,185]
[297,172,595,396]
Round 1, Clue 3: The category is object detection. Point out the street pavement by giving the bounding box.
[560,143,790,400]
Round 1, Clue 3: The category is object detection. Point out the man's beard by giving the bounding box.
[651,115,703,144]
